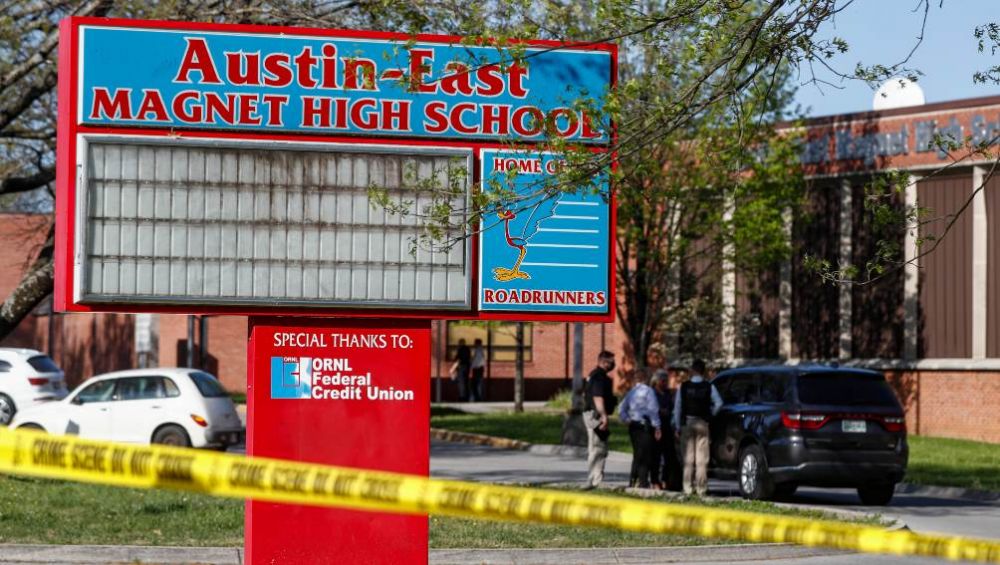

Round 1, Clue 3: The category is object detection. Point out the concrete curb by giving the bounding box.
[430,428,588,457]
[894,483,1000,503]
[430,428,1000,504]
[0,544,242,564]
[0,543,845,565]
[430,428,533,451]
[616,486,900,528]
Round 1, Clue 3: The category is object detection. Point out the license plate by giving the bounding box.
[842,420,867,433]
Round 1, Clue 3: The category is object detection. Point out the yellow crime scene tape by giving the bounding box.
[0,426,998,564]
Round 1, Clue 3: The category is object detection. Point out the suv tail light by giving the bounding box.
[27,377,48,386]
[781,411,828,430]
[882,416,906,433]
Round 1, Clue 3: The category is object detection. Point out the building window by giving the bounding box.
[446,321,533,363]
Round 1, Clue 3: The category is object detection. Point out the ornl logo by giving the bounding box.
[270,356,312,399]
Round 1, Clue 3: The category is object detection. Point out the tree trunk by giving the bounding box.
[514,322,525,413]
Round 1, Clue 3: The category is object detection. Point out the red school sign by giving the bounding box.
[56,18,616,323]
[56,16,616,565]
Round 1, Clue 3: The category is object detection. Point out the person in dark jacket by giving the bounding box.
[454,340,471,401]
[672,359,723,496]
[650,369,680,490]
[583,350,617,489]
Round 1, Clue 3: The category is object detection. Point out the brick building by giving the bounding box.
[731,95,1000,443]
[4,94,1000,442]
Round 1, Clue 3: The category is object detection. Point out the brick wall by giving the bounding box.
[45,314,135,388]
[158,315,247,394]
[886,370,1000,443]
[4,309,137,390]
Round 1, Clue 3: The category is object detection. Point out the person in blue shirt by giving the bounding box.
[619,367,661,488]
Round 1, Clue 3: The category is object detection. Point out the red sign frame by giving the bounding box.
[55,17,618,323]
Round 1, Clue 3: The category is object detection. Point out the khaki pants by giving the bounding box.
[583,410,609,487]
[681,417,710,495]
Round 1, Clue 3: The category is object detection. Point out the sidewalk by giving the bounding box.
[0,543,848,565]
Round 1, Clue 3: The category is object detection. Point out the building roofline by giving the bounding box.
[778,94,1000,129]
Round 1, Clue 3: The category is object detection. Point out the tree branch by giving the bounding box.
[0,168,54,196]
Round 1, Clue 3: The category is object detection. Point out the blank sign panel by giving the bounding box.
[76,137,471,309]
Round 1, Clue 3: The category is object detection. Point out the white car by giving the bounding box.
[0,348,68,426]
[11,368,244,449]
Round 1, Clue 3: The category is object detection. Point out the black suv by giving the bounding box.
[708,365,908,505]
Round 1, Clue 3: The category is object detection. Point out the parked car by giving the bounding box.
[11,368,244,449]
[0,348,68,426]
[708,365,908,505]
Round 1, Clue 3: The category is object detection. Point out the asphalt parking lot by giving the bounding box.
[430,439,1000,563]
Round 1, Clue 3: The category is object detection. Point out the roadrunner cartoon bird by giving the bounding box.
[492,196,558,282]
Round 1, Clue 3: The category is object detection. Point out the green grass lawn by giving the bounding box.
[905,436,1000,491]
[431,408,633,453]
[0,475,243,546]
[430,515,710,548]
[0,472,871,547]
[430,410,1000,491]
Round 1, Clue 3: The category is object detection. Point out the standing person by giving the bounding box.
[583,350,617,489]
[650,369,679,490]
[454,339,471,402]
[470,338,486,401]
[672,359,723,496]
[618,368,661,488]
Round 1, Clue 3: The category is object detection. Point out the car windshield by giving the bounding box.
[189,372,227,397]
[796,372,899,407]
[27,355,61,373]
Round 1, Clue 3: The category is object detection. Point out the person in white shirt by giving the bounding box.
[672,359,723,496]
[470,338,486,401]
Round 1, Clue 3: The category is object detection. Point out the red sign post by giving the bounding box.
[246,318,430,564]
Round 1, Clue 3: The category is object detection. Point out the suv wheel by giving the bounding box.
[857,482,896,506]
[152,425,191,447]
[738,444,774,500]
[0,393,15,426]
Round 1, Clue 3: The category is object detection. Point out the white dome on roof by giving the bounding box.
[873,78,925,111]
